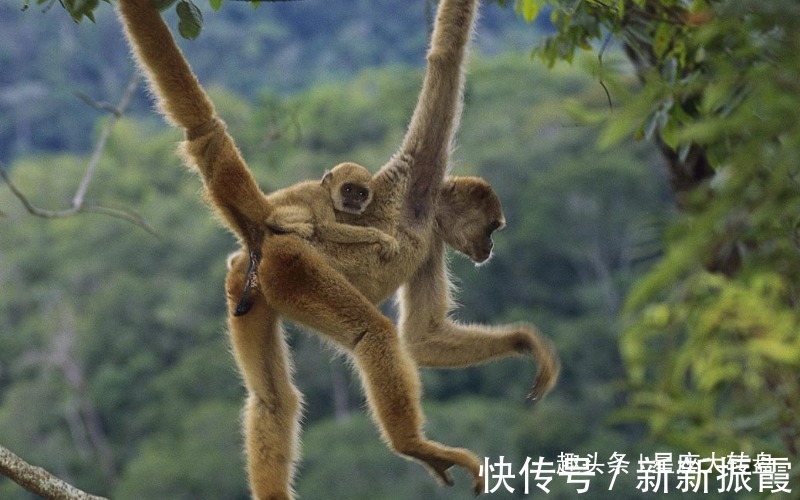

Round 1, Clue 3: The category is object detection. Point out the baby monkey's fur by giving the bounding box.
[235,161,402,315]
[266,162,401,256]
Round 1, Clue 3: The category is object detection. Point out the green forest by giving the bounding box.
[1,0,798,499]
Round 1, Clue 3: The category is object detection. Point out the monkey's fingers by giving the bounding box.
[527,334,561,401]
[233,277,259,316]
[233,290,256,317]
[425,459,482,495]
[424,461,455,487]
[407,444,484,494]
[407,450,456,486]
[233,248,263,317]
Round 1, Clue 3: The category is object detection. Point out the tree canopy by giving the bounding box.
[514,0,800,461]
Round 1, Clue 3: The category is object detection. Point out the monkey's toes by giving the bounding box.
[473,470,485,496]
[528,354,560,401]
[420,457,455,487]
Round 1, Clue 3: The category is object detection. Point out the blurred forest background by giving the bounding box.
[0,0,797,498]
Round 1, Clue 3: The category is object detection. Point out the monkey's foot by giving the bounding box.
[512,325,560,401]
[528,338,560,401]
[529,343,560,402]
[402,441,484,495]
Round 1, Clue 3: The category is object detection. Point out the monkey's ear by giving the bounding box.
[321,170,333,185]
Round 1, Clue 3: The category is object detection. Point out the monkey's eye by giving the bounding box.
[358,189,367,197]
[486,220,504,236]
[343,185,353,193]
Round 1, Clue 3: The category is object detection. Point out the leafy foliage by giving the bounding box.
[40,0,332,39]
[507,0,800,466]
[5,0,527,163]
[175,0,203,39]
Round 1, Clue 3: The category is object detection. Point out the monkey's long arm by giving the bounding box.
[399,239,560,400]
[392,0,477,222]
[118,0,271,248]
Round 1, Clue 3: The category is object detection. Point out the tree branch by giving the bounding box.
[73,72,140,208]
[0,444,107,500]
[0,71,156,236]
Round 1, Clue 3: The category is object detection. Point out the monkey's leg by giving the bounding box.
[404,318,559,401]
[226,259,302,500]
[399,248,560,400]
[257,236,484,494]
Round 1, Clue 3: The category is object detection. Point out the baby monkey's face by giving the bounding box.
[323,162,375,215]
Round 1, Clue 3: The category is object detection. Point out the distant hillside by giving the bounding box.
[0,0,547,162]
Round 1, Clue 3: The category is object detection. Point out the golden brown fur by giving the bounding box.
[266,162,399,258]
[118,0,559,497]
[231,161,403,316]
[410,176,559,400]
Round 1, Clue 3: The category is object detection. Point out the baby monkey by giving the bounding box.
[234,162,399,316]
[267,162,398,255]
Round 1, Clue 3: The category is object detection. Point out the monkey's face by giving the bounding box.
[336,182,372,214]
[437,177,506,264]
[324,162,375,215]
[459,213,505,264]
[446,215,505,264]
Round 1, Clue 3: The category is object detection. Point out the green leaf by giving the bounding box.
[652,23,673,58]
[209,0,224,11]
[177,0,203,40]
[517,0,541,23]
[62,0,100,22]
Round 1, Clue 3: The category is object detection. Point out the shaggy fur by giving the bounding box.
[118,0,559,497]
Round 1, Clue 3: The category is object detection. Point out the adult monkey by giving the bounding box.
[118,0,559,497]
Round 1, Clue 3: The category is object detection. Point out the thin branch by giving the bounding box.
[83,203,160,237]
[0,71,156,235]
[597,31,614,110]
[0,444,107,500]
[75,92,122,117]
[0,161,72,218]
[73,71,141,208]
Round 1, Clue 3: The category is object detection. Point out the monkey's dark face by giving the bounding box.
[466,218,505,264]
[437,176,506,264]
[326,162,375,215]
[338,182,371,214]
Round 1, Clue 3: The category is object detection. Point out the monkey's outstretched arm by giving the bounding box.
[399,239,560,400]
[395,0,477,222]
[117,0,271,248]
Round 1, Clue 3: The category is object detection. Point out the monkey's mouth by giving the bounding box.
[342,202,364,214]
[470,241,494,264]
